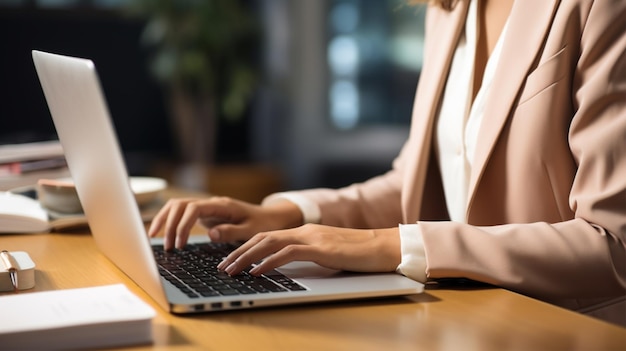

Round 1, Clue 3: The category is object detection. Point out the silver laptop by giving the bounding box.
[32,50,423,314]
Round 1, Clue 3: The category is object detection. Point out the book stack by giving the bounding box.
[0,140,70,191]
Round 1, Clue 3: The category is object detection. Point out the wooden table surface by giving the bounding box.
[2,230,625,351]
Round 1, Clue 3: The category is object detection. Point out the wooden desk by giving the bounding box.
[2,231,625,350]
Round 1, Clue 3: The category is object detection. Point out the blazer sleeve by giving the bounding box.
[421,1,626,300]
[293,141,411,229]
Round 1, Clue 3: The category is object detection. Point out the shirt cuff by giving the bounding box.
[396,223,428,283]
[262,192,322,224]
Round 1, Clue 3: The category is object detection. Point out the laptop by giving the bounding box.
[31,50,424,314]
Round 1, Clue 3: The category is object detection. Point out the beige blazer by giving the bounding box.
[298,0,626,312]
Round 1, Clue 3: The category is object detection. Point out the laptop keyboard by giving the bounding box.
[153,242,307,299]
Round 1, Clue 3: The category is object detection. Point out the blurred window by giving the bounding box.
[326,0,426,130]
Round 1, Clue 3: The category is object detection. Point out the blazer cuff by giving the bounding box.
[396,223,428,283]
[262,192,322,224]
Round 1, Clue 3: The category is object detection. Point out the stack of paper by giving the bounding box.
[0,284,156,350]
[0,140,70,191]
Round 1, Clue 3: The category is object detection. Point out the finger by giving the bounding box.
[249,244,320,276]
[163,201,190,251]
[217,233,262,266]
[174,202,202,249]
[148,201,173,237]
[217,233,266,272]
[223,232,297,276]
[149,198,197,237]
[208,222,255,243]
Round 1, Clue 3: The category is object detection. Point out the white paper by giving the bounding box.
[0,192,49,233]
[0,284,155,334]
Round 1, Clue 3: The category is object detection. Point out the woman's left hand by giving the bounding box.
[217,224,401,276]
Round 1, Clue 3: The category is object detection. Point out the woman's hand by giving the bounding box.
[217,224,401,276]
[148,197,304,250]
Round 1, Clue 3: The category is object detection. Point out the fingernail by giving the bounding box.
[249,266,260,276]
[225,261,238,275]
[217,258,228,271]
[209,229,220,241]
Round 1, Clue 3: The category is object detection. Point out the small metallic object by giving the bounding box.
[0,250,19,291]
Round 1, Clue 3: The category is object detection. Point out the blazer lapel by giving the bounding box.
[403,1,469,222]
[466,0,560,206]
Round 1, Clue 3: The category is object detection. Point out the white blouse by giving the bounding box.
[264,0,509,283]
[398,0,508,282]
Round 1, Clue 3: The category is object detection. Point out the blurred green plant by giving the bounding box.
[127,0,259,121]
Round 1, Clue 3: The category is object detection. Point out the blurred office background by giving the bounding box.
[0,0,425,202]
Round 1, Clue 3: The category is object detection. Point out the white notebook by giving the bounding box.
[0,284,155,350]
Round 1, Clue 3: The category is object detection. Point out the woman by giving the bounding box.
[149,0,626,324]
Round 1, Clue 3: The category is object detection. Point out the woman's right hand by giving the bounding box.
[148,196,304,251]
